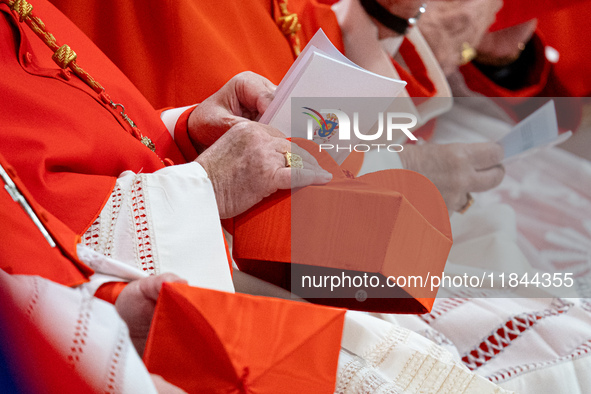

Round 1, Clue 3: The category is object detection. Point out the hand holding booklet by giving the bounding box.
[260,29,406,145]
[261,29,568,166]
[234,30,452,314]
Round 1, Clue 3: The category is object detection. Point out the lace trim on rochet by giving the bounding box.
[131,175,158,275]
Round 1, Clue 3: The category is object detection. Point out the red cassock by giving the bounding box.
[459,0,589,131]
[462,0,590,98]
[46,0,452,313]
[0,152,92,287]
[0,0,187,236]
[537,1,591,97]
[49,0,440,172]
[0,151,96,393]
[0,147,131,301]
[50,0,345,109]
[50,0,439,141]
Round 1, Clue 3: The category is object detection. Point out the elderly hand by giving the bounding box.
[187,71,276,153]
[400,142,505,213]
[196,122,333,219]
[418,0,502,75]
[475,20,538,66]
[115,273,187,356]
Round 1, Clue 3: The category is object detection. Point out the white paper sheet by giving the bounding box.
[498,100,572,163]
[260,29,406,139]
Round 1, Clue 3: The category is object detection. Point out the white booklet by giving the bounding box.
[260,29,407,140]
[498,100,572,163]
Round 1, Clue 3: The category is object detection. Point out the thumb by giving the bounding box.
[233,72,276,115]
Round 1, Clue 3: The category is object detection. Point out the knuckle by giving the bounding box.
[231,121,250,134]
[235,123,266,143]
[236,70,255,80]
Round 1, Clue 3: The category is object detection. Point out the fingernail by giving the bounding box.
[321,172,333,181]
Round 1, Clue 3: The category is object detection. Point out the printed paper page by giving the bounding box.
[260,29,406,137]
[498,100,572,162]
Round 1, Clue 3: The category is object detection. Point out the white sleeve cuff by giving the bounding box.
[142,162,234,292]
[81,162,234,293]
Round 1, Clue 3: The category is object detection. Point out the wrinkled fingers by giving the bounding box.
[274,167,333,190]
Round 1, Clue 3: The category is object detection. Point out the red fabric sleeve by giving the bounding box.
[489,0,588,32]
[173,105,200,162]
[94,281,128,304]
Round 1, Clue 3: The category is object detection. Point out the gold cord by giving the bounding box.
[3,0,156,152]
[277,0,301,56]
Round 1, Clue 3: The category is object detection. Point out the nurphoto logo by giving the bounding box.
[302,107,418,153]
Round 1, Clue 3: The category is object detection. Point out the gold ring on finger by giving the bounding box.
[285,152,304,169]
[458,193,474,214]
